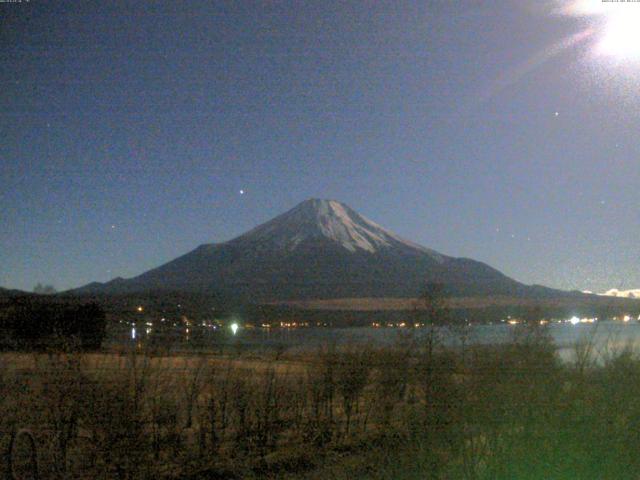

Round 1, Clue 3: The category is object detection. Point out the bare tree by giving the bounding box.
[417,282,450,359]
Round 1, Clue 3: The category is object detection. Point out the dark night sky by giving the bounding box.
[2,0,640,293]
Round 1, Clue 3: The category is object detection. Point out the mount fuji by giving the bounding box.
[73,199,565,301]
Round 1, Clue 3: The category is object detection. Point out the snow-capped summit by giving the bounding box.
[231,198,442,258]
[72,198,553,301]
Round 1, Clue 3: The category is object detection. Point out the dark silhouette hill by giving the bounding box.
[71,199,589,302]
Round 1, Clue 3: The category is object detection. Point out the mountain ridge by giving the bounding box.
[70,199,578,301]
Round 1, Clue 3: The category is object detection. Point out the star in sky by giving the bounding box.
[3,1,640,293]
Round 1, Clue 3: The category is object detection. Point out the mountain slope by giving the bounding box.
[0,287,29,298]
[72,199,566,301]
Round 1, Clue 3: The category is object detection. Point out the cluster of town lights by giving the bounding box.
[504,316,640,326]
[128,305,640,343]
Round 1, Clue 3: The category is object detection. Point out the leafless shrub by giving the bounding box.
[180,356,208,430]
[305,344,337,446]
[373,346,412,428]
[229,371,252,456]
[335,345,372,438]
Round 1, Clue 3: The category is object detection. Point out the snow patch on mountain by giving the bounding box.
[316,201,391,252]
[230,198,444,259]
[599,288,640,298]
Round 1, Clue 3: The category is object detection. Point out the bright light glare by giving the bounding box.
[555,0,640,61]
[569,316,580,326]
[565,0,640,60]
[230,322,239,335]
[598,13,640,60]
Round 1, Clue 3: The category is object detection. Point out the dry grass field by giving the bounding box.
[3,326,640,479]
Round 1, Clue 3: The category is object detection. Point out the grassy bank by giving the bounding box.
[2,325,640,479]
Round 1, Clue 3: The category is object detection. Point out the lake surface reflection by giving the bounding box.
[237,321,640,362]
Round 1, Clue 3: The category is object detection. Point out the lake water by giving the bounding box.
[231,321,640,362]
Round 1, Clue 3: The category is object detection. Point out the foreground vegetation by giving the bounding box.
[2,324,640,479]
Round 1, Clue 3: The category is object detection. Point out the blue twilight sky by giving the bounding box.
[2,0,640,293]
